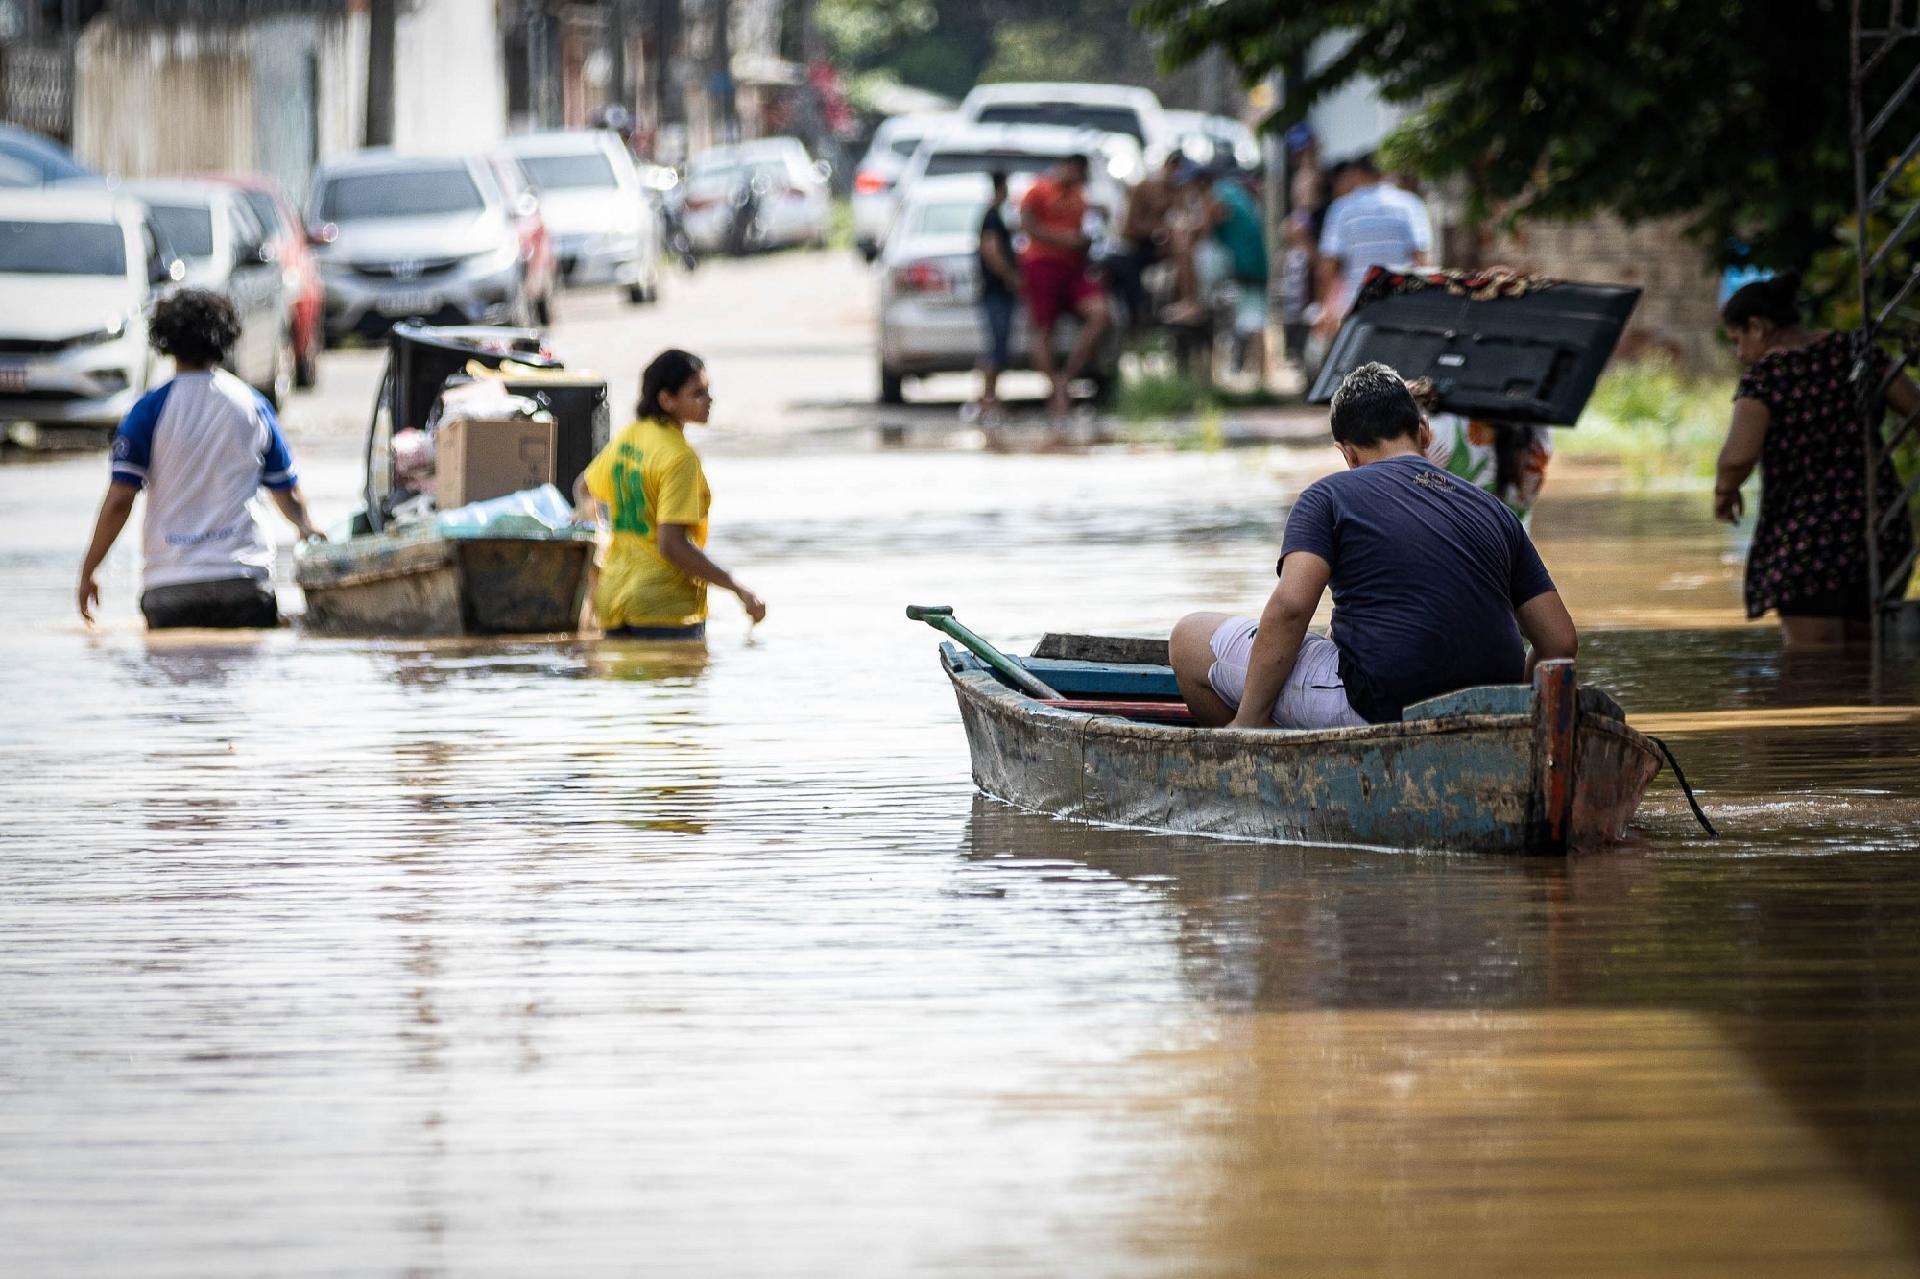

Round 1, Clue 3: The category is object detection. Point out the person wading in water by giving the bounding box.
[1715,271,1920,647]
[78,289,321,629]
[576,349,766,640]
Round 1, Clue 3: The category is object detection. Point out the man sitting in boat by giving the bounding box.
[1169,362,1577,730]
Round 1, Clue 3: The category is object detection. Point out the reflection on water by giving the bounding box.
[2,443,1919,1274]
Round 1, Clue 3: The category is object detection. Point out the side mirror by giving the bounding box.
[812,159,832,183]
[239,241,276,267]
[149,255,184,287]
[306,222,338,247]
[515,192,540,220]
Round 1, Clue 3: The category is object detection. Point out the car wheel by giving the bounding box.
[294,330,319,390]
[879,364,905,405]
[627,281,648,305]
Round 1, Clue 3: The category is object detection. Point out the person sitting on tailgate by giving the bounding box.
[1169,363,1577,730]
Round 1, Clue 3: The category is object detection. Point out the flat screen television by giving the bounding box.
[1307,269,1642,425]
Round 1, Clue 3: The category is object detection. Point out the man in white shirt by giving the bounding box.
[78,290,322,629]
[1315,154,1432,339]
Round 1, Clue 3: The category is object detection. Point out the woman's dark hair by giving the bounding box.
[638,348,706,419]
[1330,362,1422,446]
[1721,270,1801,329]
[150,289,241,366]
[1406,375,1535,495]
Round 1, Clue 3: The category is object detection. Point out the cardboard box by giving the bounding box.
[436,417,557,508]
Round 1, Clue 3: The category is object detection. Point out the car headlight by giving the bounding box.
[464,244,522,275]
[62,319,128,351]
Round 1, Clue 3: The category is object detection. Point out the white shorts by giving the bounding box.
[1207,616,1369,730]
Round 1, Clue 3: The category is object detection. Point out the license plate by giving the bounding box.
[377,290,440,317]
[0,363,27,393]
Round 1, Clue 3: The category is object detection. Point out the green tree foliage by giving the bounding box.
[1134,0,1920,272]
[822,0,1167,103]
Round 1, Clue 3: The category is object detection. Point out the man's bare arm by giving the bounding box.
[1515,590,1577,678]
[1231,551,1331,730]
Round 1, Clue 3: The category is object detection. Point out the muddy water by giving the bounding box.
[3,435,1920,1277]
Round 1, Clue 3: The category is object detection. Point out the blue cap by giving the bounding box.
[1285,123,1315,154]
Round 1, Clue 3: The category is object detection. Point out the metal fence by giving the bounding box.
[1849,0,1920,644]
[0,39,70,138]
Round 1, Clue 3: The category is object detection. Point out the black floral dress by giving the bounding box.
[1733,331,1911,617]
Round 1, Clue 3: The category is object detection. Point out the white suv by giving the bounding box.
[955,82,1172,182]
[0,187,183,437]
[504,130,663,304]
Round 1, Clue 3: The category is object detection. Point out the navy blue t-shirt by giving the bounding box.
[1280,453,1556,723]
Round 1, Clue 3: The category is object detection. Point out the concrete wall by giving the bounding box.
[74,13,365,204]
[391,0,505,153]
[1482,213,1730,372]
[74,0,504,203]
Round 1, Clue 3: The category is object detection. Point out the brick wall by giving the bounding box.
[1479,213,1732,374]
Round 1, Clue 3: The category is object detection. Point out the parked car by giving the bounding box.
[0,187,183,432]
[851,111,956,262]
[954,82,1173,181]
[877,173,1120,406]
[503,130,663,304]
[210,175,326,389]
[889,123,1134,245]
[1163,110,1262,178]
[0,123,92,188]
[679,138,831,255]
[307,151,531,343]
[124,179,294,406]
[486,152,560,324]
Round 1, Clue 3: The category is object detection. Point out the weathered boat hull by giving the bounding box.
[942,643,1661,854]
[296,529,595,637]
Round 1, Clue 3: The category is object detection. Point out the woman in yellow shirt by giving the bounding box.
[579,349,767,639]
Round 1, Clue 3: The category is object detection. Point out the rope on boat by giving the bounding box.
[1647,735,1719,838]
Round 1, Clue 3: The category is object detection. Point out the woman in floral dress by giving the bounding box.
[1715,272,1920,647]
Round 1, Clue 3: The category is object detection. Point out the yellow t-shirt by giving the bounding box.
[583,418,711,628]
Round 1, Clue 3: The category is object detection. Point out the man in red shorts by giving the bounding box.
[1018,154,1111,418]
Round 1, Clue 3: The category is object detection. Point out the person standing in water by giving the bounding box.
[1715,271,1919,647]
[77,289,322,629]
[577,349,766,640]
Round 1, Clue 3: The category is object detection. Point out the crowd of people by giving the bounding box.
[963,130,1435,424]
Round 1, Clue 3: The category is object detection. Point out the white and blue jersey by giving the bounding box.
[1318,183,1433,305]
[108,370,298,591]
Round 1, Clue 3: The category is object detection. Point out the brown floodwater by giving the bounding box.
[3,432,1919,1276]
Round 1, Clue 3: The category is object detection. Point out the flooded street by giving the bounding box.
[5,260,1920,1275]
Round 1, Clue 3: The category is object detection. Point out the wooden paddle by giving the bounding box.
[906,605,1063,699]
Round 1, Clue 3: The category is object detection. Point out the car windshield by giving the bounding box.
[688,159,791,189]
[923,151,1058,179]
[320,168,484,221]
[888,135,925,158]
[147,204,214,258]
[240,191,287,237]
[974,104,1145,142]
[518,152,617,191]
[0,219,125,275]
[909,200,986,238]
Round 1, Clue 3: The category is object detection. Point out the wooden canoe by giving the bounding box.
[938,633,1662,855]
[295,526,595,637]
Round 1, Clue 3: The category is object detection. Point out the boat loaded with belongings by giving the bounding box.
[296,323,609,637]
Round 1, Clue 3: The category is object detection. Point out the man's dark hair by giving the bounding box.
[1063,154,1091,178]
[1329,362,1422,446]
[989,168,1009,194]
[1352,151,1382,176]
[150,289,240,366]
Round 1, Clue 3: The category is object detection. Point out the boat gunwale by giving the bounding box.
[942,649,1656,756]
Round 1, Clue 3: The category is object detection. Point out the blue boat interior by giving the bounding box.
[941,643,1626,726]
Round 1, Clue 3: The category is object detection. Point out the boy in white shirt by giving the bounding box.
[78,290,321,628]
